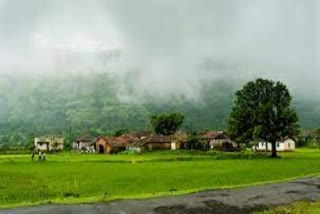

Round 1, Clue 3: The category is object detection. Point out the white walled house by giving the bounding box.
[72,135,97,152]
[201,131,236,150]
[34,137,64,152]
[256,138,296,152]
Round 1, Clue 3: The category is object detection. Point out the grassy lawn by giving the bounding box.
[0,149,320,208]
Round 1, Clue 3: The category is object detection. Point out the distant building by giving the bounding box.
[34,137,64,152]
[201,131,235,150]
[171,132,188,151]
[73,134,97,152]
[95,135,132,154]
[127,134,172,153]
[256,138,296,152]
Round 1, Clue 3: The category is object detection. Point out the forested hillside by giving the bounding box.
[0,73,319,147]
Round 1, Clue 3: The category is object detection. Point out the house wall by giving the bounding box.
[209,139,231,149]
[34,138,64,151]
[35,143,48,151]
[257,139,295,152]
[283,139,295,151]
[73,141,92,150]
[171,141,182,150]
[276,142,285,151]
[146,142,171,151]
[96,138,108,153]
[106,144,112,153]
[72,142,79,149]
[95,138,119,154]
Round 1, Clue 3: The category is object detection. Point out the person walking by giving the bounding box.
[31,150,35,161]
[38,151,42,162]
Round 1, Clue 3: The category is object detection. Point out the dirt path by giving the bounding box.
[2,177,320,214]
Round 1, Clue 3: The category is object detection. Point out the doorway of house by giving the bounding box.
[99,145,105,154]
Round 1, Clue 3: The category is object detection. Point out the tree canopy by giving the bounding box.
[151,112,185,136]
[228,79,300,157]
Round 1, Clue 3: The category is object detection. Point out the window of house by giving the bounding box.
[276,143,280,148]
[288,143,290,148]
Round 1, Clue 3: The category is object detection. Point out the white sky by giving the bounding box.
[0,0,319,100]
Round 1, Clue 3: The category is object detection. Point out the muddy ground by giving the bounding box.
[1,177,320,214]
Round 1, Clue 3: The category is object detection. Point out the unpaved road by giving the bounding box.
[1,177,320,214]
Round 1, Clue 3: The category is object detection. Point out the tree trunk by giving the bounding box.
[265,142,268,152]
[271,141,277,158]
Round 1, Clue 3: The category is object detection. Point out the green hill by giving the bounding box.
[0,73,319,147]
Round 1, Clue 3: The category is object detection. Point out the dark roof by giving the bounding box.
[75,134,97,143]
[108,139,127,148]
[96,135,132,148]
[202,131,230,140]
[129,134,172,147]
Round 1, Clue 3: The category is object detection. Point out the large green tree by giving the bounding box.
[151,112,185,136]
[228,79,300,157]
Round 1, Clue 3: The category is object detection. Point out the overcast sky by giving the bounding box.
[0,0,319,101]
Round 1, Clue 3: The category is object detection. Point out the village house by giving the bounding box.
[95,135,132,154]
[34,137,64,152]
[73,134,96,152]
[255,138,296,152]
[127,134,172,153]
[171,132,188,150]
[201,131,235,150]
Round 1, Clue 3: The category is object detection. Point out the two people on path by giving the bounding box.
[38,151,46,162]
[31,150,46,162]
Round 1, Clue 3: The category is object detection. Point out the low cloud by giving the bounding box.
[0,0,319,101]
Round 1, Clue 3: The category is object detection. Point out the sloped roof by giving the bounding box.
[108,137,128,148]
[129,134,172,147]
[75,134,97,143]
[259,137,296,143]
[96,135,132,148]
[202,131,230,140]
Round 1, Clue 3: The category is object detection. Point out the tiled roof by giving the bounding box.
[75,134,97,143]
[129,134,172,147]
[202,131,230,140]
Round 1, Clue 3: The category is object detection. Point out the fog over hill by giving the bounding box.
[1,1,319,98]
[0,1,319,145]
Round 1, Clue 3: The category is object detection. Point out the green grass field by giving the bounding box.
[0,149,320,209]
